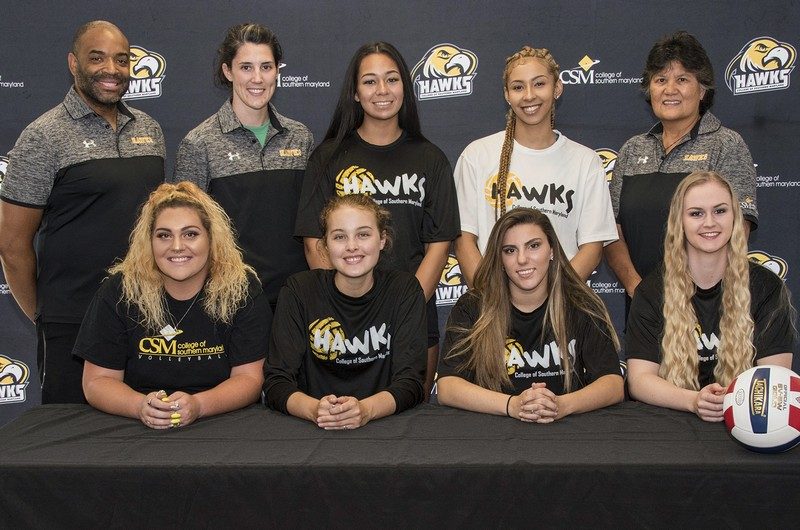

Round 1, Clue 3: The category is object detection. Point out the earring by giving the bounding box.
[549,254,554,261]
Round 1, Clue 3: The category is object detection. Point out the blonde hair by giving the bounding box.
[660,171,752,389]
[446,208,618,393]
[495,46,560,221]
[109,181,256,332]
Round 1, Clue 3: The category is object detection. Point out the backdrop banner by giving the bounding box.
[1,0,797,424]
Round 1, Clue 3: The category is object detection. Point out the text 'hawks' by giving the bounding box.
[314,324,391,355]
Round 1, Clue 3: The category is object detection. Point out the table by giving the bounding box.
[1,402,798,528]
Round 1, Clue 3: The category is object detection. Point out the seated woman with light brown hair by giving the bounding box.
[437,207,623,422]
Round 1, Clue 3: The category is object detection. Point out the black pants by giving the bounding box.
[37,322,86,404]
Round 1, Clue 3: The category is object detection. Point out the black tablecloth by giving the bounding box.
[1,402,798,527]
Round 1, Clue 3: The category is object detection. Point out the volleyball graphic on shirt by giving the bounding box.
[335,165,376,196]
[504,338,524,375]
[309,317,346,361]
[483,172,523,210]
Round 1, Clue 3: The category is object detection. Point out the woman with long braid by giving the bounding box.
[454,45,617,285]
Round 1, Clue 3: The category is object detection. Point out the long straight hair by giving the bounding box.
[322,41,425,166]
[660,171,752,388]
[446,208,619,392]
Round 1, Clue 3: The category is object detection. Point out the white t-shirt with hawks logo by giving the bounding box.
[454,130,617,258]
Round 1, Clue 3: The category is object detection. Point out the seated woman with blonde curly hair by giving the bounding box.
[74,181,271,429]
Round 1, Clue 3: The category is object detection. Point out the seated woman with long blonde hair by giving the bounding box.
[626,171,794,421]
[75,182,270,429]
[437,207,623,422]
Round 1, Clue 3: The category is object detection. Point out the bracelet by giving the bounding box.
[506,394,513,417]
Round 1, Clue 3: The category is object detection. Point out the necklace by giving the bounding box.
[159,289,202,341]
[662,117,698,154]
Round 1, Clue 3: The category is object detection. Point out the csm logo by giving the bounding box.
[123,45,167,100]
[559,55,641,86]
[277,62,331,88]
[412,43,478,100]
[725,36,796,95]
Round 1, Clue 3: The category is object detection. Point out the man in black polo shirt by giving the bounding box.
[0,20,165,403]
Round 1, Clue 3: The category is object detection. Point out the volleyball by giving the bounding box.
[308,317,345,361]
[723,365,800,453]
[335,165,375,196]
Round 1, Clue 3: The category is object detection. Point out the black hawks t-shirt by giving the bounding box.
[626,262,794,387]
[74,274,270,394]
[294,133,459,274]
[264,269,426,413]
[439,292,620,395]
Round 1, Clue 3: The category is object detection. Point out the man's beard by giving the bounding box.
[74,64,130,108]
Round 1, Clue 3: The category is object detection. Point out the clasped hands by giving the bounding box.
[139,389,199,429]
[315,394,367,430]
[509,383,559,423]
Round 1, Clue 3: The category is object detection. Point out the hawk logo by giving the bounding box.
[412,43,478,100]
[123,45,167,100]
[83,139,96,148]
[0,355,29,404]
[0,155,7,191]
[748,250,788,279]
[725,36,796,95]
[436,254,468,307]
[594,148,618,182]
